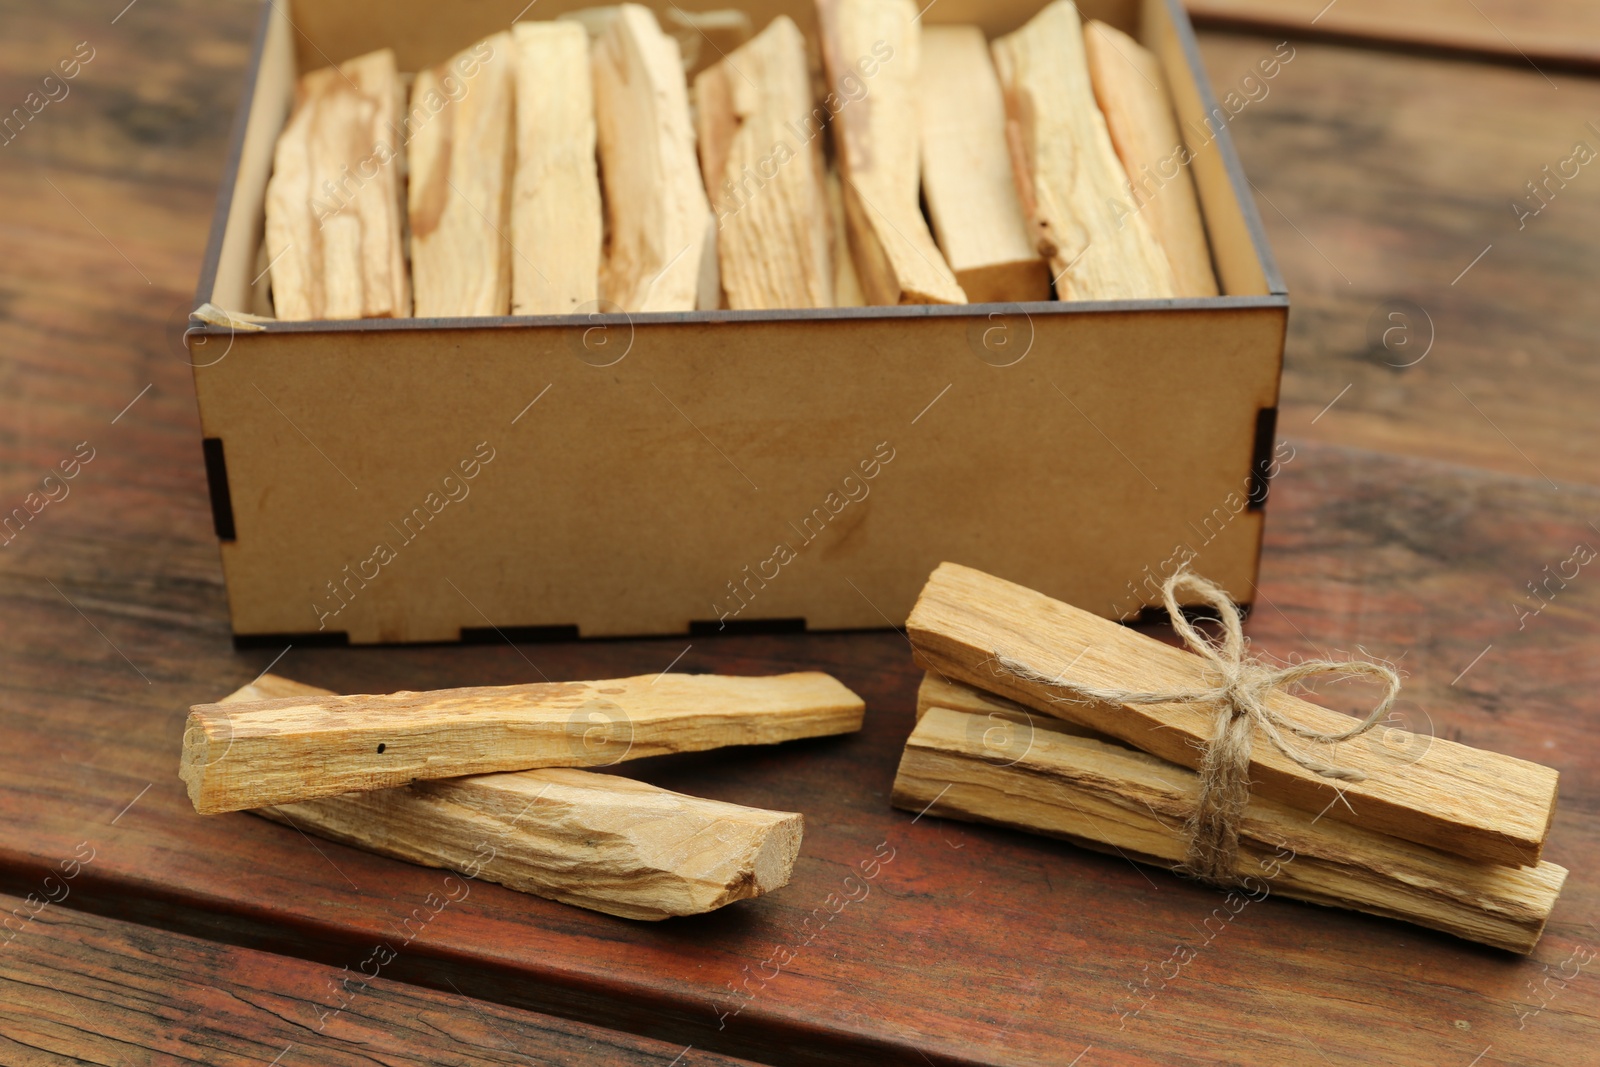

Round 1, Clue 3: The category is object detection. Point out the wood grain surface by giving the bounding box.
[0,891,758,1065]
[183,671,863,812]
[0,2,1597,1065]
[1188,0,1600,70]
[1200,33,1600,489]
[3,447,1596,1067]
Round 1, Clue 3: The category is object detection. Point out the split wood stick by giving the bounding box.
[409,34,516,317]
[696,209,724,310]
[263,768,802,920]
[816,0,967,306]
[695,16,833,310]
[906,563,1559,868]
[827,168,866,307]
[1083,20,1218,298]
[319,50,409,320]
[667,7,756,78]
[915,672,1105,744]
[558,6,625,40]
[183,671,864,814]
[223,677,801,920]
[559,6,754,78]
[593,4,713,312]
[511,21,603,315]
[695,49,735,303]
[917,671,1027,722]
[917,26,1049,304]
[264,48,410,320]
[893,707,1566,954]
[991,2,1177,300]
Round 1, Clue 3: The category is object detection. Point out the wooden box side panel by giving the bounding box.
[208,2,293,314]
[194,305,1285,643]
[1143,0,1284,297]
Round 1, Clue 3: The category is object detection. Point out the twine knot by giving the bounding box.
[998,570,1401,886]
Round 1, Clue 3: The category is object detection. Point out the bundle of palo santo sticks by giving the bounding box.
[262,0,1212,321]
[891,563,1567,954]
[180,670,864,919]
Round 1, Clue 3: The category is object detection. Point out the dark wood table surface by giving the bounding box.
[1189,0,1600,69]
[3,2,1598,1065]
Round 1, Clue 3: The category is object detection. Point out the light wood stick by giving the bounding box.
[558,6,753,79]
[906,563,1559,868]
[409,34,516,317]
[894,707,1565,954]
[917,671,1027,722]
[511,21,602,315]
[991,1,1177,300]
[827,168,866,307]
[329,50,409,320]
[917,26,1049,304]
[334,50,410,319]
[264,49,410,320]
[696,209,723,310]
[915,673,1106,745]
[666,7,756,77]
[557,6,624,41]
[263,768,802,920]
[183,671,864,814]
[817,0,967,306]
[225,677,801,920]
[264,109,316,318]
[594,4,712,312]
[1083,20,1218,298]
[695,16,833,310]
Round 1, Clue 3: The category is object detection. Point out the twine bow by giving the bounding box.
[998,570,1401,886]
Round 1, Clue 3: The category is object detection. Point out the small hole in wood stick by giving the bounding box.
[377,743,386,753]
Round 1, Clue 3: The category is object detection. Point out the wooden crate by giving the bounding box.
[189,0,1287,644]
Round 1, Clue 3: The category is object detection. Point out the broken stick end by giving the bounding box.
[748,812,805,898]
[955,261,1052,306]
[179,709,228,814]
[787,672,868,732]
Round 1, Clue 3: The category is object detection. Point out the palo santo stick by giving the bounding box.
[906,563,1559,868]
[223,677,801,920]
[991,2,1177,300]
[264,49,410,320]
[695,16,833,310]
[183,672,864,814]
[558,6,625,38]
[594,4,713,312]
[917,671,1028,722]
[559,6,754,79]
[827,168,866,307]
[666,7,756,78]
[917,26,1049,304]
[409,34,515,317]
[322,50,410,319]
[264,769,802,920]
[894,708,1566,954]
[915,673,1106,745]
[696,209,723,310]
[1083,20,1217,298]
[511,22,603,314]
[817,0,967,306]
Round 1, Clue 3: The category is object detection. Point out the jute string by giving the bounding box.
[997,570,1401,886]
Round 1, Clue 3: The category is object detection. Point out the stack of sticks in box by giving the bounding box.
[891,563,1567,953]
[263,0,1216,321]
[181,670,865,919]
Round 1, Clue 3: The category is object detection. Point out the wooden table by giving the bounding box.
[1189,0,1600,70]
[3,2,1597,1064]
